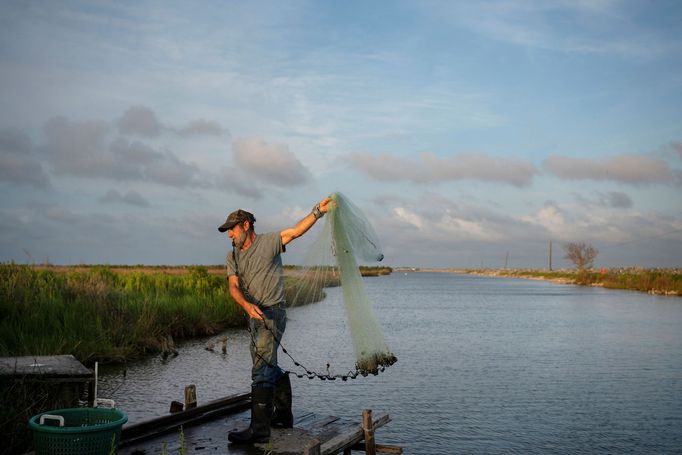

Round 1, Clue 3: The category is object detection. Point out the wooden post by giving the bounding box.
[184,384,197,410]
[363,409,376,455]
[303,438,321,455]
[169,401,184,413]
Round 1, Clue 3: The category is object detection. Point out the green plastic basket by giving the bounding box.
[29,407,128,455]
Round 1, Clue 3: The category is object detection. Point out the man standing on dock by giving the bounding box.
[219,197,333,444]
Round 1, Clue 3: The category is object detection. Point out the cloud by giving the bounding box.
[543,153,674,184]
[117,105,228,138]
[441,0,674,59]
[176,119,227,137]
[348,151,536,187]
[385,192,539,244]
[98,189,150,207]
[0,128,51,189]
[572,190,634,209]
[232,137,312,187]
[117,105,162,137]
[520,200,671,245]
[214,166,263,199]
[42,117,205,187]
[671,142,682,159]
[43,116,112,176]
[600,191,633,209]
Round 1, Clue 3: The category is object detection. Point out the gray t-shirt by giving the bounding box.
[226,232,285,308]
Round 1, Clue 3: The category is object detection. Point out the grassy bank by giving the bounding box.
[0,264,356,364]
[0,263,393,364]
[463,268,682,296]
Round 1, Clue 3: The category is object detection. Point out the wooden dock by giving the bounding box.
[119,392,400,454]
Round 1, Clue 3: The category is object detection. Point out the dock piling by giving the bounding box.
[184,384,197,410]
[362,409,376,455]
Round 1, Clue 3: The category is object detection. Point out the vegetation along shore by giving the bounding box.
[398,267,681,296]
[0,263,392,365]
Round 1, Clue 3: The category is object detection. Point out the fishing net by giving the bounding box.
[290,192,397,375]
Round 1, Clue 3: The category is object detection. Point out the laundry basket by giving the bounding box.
[29,407,128,455]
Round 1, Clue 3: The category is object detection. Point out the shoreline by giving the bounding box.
[394,267,681,297]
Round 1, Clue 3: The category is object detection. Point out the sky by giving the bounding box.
[0,0,681,269]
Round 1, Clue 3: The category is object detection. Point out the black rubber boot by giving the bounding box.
[228,386,273,444]
[271,373,293,428]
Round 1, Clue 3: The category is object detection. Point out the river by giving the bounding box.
[99,272,682,454]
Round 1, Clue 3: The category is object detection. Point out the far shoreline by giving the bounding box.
[394,267,681,297]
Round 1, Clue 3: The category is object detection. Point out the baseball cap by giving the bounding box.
[218,209,255,232]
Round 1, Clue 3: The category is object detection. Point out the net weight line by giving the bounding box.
[245,316,397,382]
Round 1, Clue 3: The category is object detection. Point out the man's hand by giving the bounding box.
[245,302,264,320]
[318,196,334,214]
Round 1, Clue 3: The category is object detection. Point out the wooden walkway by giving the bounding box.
[119,393,397,455]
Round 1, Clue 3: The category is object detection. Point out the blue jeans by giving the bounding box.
[249,304,286,388]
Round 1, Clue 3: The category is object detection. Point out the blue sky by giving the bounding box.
[1,0,680,268]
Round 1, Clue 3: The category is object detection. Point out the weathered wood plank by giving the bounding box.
[320,412,390,455]
[258,428,322,454]
[0,355,92,379]
[350,442,404,454]
[120,392,250,447]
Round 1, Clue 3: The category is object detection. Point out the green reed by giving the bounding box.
[0,264,314,364]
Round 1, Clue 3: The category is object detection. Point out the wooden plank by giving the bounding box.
[120,392,250,446]
[293,411,320,427]
[350,443,404,454]
[0,355,92,379]
[257,427,322,454]
[320,412,390,455]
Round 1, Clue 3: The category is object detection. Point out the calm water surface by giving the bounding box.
[100,272,682,454]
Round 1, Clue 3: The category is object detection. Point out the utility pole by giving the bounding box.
[549,240,553,271]
[504,251,509,269]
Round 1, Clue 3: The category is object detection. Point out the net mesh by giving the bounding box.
[291,192,396,374]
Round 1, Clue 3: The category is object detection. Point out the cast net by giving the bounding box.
[289,192,397,376]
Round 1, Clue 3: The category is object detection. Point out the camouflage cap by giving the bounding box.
[218,209,255,232]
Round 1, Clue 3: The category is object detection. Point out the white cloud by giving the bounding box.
[392,207,424,230]
[232,137,312,187]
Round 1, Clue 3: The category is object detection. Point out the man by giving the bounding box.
[219,197,333,444]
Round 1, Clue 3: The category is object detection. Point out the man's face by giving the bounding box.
[228,223,247,249]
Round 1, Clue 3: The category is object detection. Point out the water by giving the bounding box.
[99,272,682,454]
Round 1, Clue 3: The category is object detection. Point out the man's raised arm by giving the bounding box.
[280,197,333,246]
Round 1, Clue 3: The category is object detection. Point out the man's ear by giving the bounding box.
[243,220,250,231]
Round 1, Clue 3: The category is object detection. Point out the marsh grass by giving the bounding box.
[1,263,392,364]
[465,268,682,296]
[0,264,242,363]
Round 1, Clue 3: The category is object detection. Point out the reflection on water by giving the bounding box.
[100,273,682,454]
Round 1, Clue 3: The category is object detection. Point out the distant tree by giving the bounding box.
[563,242,598,271]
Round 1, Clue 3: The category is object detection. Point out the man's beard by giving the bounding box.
[232,232,246,249]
